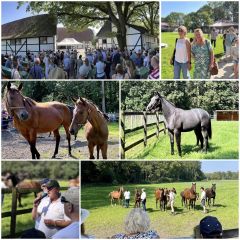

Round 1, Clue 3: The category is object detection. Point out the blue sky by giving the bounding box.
[201,161,239,173]
[1,2,33,24]
[162,1,207,17]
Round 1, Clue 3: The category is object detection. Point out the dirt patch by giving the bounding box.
[2,129,119,160]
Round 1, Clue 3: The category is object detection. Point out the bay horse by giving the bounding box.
[206,183,216,206]
[134,188,141,208]
[155,188,168,211]
[109,186,124,206]
[5,82,72,159]
[182,183,197,210]
[146,92,212,156]
[69,97,109,159]
[4,172,41,207]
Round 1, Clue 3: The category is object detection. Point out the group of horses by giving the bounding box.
[108,183,217,212]
[146,92,212,156]
[4,82,109,159]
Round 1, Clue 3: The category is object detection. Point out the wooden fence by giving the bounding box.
[2,187,68,238]
[121,111,166,159]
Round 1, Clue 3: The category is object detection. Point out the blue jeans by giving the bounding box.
[174,60,190,79]
[142,199,146,211]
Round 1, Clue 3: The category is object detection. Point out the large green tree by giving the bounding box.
[19,1,158,50]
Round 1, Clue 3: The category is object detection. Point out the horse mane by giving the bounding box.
[24,96,37,107]
[162,97,176,108]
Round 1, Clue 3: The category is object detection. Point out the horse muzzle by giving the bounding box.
[19,110,29,121]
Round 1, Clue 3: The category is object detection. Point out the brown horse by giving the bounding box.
[206,183,216,206]
[69,97,109,159]
[69,176,80,188]
[182,183,197,210]
[5,82,72,159]
[134,188,141,208]
[109,186,124,206]
[155,188,168,211]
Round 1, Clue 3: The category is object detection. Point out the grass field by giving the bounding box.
[161,32,225,79]
[81,180,238,238]
[124,120,238,159]
[1,181,69,237]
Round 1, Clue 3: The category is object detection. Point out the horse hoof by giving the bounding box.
[51,155,56,159]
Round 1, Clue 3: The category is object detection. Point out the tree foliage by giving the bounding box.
[121,81,239,114]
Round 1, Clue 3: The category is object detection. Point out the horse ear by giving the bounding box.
[80,97,86,105]
[71,97,77,103]
[7,82,11,90]
[18,82,23,91]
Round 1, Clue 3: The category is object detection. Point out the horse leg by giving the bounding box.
[101,142,108,159]
[88,142,95,159]
[18,193,23,208]
[28,131,40,159]
[174,130,182,157]
[97,145,100,159]
[52,129,60,158]
[63,124,72,156]
[194,129,200,146]
[168,130,174,155]
[201,127,208,153]
[213,197,215,206]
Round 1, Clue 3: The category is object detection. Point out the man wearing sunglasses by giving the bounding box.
[52,187,80,239]
[32,179,71,238]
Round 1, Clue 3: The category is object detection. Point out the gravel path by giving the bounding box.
[2,129,119,160]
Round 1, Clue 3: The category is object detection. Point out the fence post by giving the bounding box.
[10,187,17,237]
[121,111,125,159]
[156,112,160,138]
[143,111,147,147]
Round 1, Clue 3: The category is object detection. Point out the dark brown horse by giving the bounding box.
[5,82,72,159]
[70,97,109,159]
[182,183,197,210]
[4,172,41,207]
[134,188,141,208]
[206,183,216,206]
[109,186,124,206]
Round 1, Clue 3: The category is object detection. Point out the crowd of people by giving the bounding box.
[19,178,79,239]
[1,47,159,80]
[170,26,239,79]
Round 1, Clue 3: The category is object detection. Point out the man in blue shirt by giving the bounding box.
[29,58,44,79]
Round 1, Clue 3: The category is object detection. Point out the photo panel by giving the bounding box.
[1,161,80,239]
[121,80,239,160]
[161,1,239,80]
[2,81,119,160]
[81,160,239,239]
[1,1,159,80]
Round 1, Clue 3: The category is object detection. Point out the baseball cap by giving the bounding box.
[200,216,223,238]
[61,187,79,207]
[45,179,60,189]
[39,178,50,186]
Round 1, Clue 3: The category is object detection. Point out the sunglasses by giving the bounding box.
[61,196,70,204]
[178,29,184,32]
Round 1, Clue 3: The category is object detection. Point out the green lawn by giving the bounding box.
[81,180,238,238]
[161,32,225,79]
[2,181,69,238]
[124,121,238,159]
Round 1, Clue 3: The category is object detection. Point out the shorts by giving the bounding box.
[233,59,239,64]
[225,46,231,56]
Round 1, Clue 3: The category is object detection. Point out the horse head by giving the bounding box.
[191,183,197,193]
[5,82,29,121]
[146,92,162,112]
[69,97,89,135]
[212,183,216,192]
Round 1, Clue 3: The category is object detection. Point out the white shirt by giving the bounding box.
[169,192,175,201]
[141,192,146,200]
[37,197,70,238]
[52,221,79,239]
[96,61,105,78]
[35,196,50,229]
[201,191,206,200]
[175,38,188,63]
[124,191,130,200]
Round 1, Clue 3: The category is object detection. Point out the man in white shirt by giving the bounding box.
[52,187,80,239]
[141,188,146,211]
[200,187,207,214]
[169,189,176,215]
[32,180,71,238]
[124,189,130,208]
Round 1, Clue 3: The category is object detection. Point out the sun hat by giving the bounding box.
[61,187,79,207]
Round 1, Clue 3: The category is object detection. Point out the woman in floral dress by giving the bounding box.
[192,29,214,79]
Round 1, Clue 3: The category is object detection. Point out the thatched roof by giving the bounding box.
[2,14,57,40]
[96,21,148,38]
[57,28,94,42]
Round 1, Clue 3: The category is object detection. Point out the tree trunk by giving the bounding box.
[116,28,127,51]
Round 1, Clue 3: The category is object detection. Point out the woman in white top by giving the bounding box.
[171,26,191,79]
[96,56,106,79]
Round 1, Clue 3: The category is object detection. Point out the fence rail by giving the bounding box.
[2,187,68,238]
[121,111,166,158]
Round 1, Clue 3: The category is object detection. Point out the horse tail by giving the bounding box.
[208,118,212,139]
